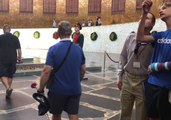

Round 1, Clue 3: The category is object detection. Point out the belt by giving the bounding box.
[125,71,148,79]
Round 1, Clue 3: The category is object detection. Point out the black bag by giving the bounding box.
[46,42,72,88]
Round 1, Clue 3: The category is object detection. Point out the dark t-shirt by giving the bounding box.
[0,33,21,63]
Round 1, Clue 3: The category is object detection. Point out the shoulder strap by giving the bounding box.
[53,42,72,73]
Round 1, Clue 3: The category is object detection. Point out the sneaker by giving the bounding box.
[6,89,13,99]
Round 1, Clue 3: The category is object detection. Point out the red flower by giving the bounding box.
[53,32,59,39]
[31,82,37,88]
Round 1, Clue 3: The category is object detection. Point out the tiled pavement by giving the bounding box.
[0,52,136,120]
[0,69,121,120]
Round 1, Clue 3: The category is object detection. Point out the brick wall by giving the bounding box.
[0,0,162,28]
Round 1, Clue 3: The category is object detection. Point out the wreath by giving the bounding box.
[53,32,59,39]
[13,31,20,38]
[33,31,40,39]
[90,32,98,41]
[109,32,117,41]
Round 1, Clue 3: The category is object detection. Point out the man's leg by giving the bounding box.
[68,114,78,120]
[158,88,171,120]
[1,77,10,89]
[120,88,134,120]
[1,77,13,99]
[8,77,13,88]
[135,83,146,120]
[52,114,61,120]
[145,83,160,120]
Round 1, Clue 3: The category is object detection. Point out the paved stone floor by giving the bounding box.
[0,52,136,120]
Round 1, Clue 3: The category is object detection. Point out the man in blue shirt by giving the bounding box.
[136,1,171,120]
[38,20,86,120]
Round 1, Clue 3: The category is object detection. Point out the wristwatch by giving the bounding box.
[37,89,44,93]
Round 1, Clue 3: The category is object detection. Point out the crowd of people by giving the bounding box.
[1,0,171,120]
[52,16,101,28]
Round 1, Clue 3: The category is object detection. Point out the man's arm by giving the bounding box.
[80,64,86,80]
[136,0,154,42]
[117,35,130,90]
[17,49,22,63]
[78,34,84,48]
[38,65,52,92]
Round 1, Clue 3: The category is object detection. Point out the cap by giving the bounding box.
[32,93,50,116]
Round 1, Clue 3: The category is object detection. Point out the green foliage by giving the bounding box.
[13,31,20,38]
[109,32,117,41]
[90,32,98,41]
[33,31,40,39]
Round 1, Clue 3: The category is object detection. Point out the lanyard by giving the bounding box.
[134,43,148,58]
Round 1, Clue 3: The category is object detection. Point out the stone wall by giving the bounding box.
[0,0,162,28]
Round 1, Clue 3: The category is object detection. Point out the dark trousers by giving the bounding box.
[158,88,171,120]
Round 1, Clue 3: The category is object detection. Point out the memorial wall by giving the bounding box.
[0,19,165,60]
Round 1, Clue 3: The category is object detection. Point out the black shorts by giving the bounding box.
[0,62,16,78]
[145,82,171,120]
[48,91,81,115]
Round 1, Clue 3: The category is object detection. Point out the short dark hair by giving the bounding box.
[57,21,72,38]
[75,22,82,30]
[3,24,11,30]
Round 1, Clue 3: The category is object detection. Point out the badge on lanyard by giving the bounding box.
[133,61,140,68]
[133,43,147,68]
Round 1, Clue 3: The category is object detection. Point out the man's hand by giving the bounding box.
[17,56,22,63]
[142,0,153,13]
[147,65,152,74]
[117,80,123,90]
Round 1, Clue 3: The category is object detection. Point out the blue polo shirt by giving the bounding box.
[46,39,85,95]
[148,30,171,90]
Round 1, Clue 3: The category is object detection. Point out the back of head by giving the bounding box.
[3,24,11,33]
[57,21,72,39]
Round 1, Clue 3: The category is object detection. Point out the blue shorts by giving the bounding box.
[0,62,16,78]
[48,92,81,115]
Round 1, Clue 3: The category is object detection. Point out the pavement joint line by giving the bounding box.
[80,101,119,119]
[90,81,114,87]
[15,89,34,99]
[104,110,121,120]
[104,111,121,119]
[79,117,104,120]
[83,86,107,93]
[0,103,35,115]
[83,92,120,101]
[83,88,107,94]
[86,72,114,81]
[81,84,97,90]
[80,101,114,113]
[109,86,120,91]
